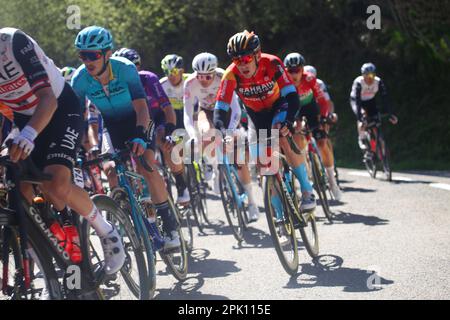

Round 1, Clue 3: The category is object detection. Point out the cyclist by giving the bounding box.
[160,54,190,130]
[0,27,125,274]
[183,53,237,194]
[112,48,189,204]
[284,53,341,200]
[215,30,316,212]
[71,26,180,250]
[350,62,398,150]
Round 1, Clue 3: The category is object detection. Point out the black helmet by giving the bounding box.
[113,47,141,65]
[227,30,261,58]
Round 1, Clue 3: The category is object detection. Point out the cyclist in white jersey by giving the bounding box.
[184,53,260,220]
[160,54,190,130]
[0,28,125,278]
[350,63,398,149]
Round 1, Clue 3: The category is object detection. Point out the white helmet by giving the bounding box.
[192,52,218,73]
[304,65,317,77]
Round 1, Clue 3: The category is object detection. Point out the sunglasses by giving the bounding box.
[196,73,214,81]
[287,67,302,74]
[79,51,103,62]
[232,54,254,65]
[165,68,180,77]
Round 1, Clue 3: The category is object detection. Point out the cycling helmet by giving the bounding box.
[304,65,317,77]
[60,66,76,82]
[361,62,376,74]
[113,47,141,65]
[75,26,113,51]
[161,54,184,73]
[283,53,305,69]
[227,30,261,58]
[192,52,218,73]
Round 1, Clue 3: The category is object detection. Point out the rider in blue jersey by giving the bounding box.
[71,26,180,250]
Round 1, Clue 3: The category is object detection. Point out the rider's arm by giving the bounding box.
[226,93,242,131]
[214,70,238,132]
[353,80,363,120]
[87,103,100,148]
[272,57,299,124]
[12,31,58,135]
[183,79,198,139]
[123,64,151,131]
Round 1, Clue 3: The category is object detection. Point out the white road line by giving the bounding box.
[429,183,450,191]
[349,171,371,177]
[392,176,413,182]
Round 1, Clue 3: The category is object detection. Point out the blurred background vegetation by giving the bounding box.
[1,0,449,170]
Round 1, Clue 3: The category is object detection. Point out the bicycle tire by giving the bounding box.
[218,166,244,242]
[310,152,333,222]
[108,190,156,299]
[377,134,392,181]
[159,197,188,281]
[186,164,204,233]
[263,176,298,276]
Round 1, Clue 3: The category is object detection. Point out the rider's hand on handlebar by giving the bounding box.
[275,121,293,137]
[130,138,146,156]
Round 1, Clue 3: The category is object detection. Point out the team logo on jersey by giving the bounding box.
[238,82,275,98]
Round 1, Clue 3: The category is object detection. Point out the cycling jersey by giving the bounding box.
[71,56,146,121]
[0,102,14,121]
[215,53,296,113]
[160,73,190,111]
[184,68,241,139]
[350,75,391,119]
[140,70,171,111]
[294,71,330,117]
[0,28,65,116]
[316,78,331,101]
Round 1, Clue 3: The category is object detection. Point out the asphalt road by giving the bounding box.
[153,168,450,300]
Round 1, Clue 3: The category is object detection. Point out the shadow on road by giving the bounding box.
[284,254,394,293]
[329,210,389,226]
[155,248,239,299]
[340,186,376,193]
[154,276,229,300]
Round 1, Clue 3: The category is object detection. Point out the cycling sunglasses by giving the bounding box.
[79,50,103,62]
[196,73,214,81]
[287,67,302,74]
[232,54,254,65]
[165,67,181,76]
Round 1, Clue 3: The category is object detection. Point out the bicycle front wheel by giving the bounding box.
[310,152,333,222]
[218,167,245,242]
[159,197,189,282]
[82,194,151,300]
[263,176,299,276]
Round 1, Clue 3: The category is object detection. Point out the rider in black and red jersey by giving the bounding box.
[214,30,316,212]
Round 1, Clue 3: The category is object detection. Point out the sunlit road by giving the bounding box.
[153,168,450,300]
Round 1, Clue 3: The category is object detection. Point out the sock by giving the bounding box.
[86,205,112,237]
[326,166,337,187]
[270,195,283,219]
[244,183,256,206]
[155,201,178,234]
[292,163,313,193]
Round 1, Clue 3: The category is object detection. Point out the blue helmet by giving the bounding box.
[113,48,141,65]
[361,62,376,75]
[75,26,113,51]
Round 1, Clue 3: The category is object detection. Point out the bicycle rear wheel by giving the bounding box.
[84,194,152,300]
[263,176,298,276]
[159,198,188,281]
[218,167,245,242]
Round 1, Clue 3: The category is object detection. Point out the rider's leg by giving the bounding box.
[41,164,124,274]
[136,148,180,248]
